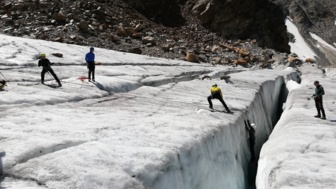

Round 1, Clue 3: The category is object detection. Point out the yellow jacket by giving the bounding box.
[210,86,222,97]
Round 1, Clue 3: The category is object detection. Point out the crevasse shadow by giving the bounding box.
[0,151,5,189]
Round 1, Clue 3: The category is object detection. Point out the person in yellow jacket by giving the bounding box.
[207,84,231,113]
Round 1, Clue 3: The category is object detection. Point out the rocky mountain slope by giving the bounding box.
[0,0,334,67]
[272,0,336,45]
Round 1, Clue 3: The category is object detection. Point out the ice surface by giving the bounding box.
[309,33,336,66]
[0,35,299,188]
[257,64,336,189]
[286,18,316,60]
[310,33,336,52]
[325,68,336,78]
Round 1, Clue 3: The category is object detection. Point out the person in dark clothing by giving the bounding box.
[245,120,256,163]
[207,84,231,113]
[313,81,326,119]
[85,47,95,82]
[38,54,62,87]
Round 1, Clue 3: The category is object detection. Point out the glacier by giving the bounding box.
[257,65,336,189]
[0,33,301,189]
[256,18,336,189]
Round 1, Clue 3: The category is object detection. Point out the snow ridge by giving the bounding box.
[257,65,336,189]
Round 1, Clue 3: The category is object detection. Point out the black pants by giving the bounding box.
[249,142,256,161]
[207,94,230,112]
[315,97,326,117]
[41,68,61,84]
[87,62,95,80]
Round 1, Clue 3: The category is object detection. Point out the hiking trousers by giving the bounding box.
[87,62,95,80]
[315,97,326,118]
[41,67,61,84]
[207,94,230,112]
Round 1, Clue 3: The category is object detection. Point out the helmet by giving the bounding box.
[212,84,217,87]
[314,81,319,84]
[250,123,256,130]
[40,53,46,57]
[90,47,94,51]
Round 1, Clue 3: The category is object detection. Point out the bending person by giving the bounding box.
[207,84,231,113]
[38,54,62,87]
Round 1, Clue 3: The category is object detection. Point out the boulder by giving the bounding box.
[129,47,142,54]
[161,44,171,52]
[212,57,222,64]
[233,58,248,67]
[124,27,135,35]
[288,56,301,63]
[52,53,63,58]
[53,37,63,42]
[3,3,12,10]
[305,58,316,63]
[142,36,156,45]
[186,52,199,63]
[238,48,250,57]
[132,32,143,39]
[115,25,127,36]
[110,34,121,43]
[77,21,88,31]
[52,13,67,22]
[134,23,144,32]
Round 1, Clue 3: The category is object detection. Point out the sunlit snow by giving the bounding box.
[257,65,336,189]
[0,34,300,189]
[286,18,317,60]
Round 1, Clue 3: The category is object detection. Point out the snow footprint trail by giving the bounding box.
[1,67,298,189]
[0,63,241,108]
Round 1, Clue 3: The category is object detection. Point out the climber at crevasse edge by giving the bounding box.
[207,84,232,113]
[312,80,326,120]
[38,53,62,87]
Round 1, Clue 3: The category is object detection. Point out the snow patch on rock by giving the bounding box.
[286,18,317,60]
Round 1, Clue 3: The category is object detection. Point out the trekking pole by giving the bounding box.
[0,72,8,81]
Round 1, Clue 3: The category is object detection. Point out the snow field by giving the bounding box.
[257,64,336,189]
[0,34,299,188]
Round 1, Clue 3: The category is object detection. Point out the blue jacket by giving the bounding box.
[85,52,95,63]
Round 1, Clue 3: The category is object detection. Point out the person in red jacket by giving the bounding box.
[207,84,231,113]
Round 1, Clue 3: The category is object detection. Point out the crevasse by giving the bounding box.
[139,71,299,189]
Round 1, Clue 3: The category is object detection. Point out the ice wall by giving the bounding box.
[256,65,336,188]
[147,70,299,189]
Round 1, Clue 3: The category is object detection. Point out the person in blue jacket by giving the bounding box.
[85,47,95,81]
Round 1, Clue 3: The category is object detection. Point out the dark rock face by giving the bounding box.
[190,0,290,53]
[122,0,186,27]
[272,0,336,46]
[5,0,331,67]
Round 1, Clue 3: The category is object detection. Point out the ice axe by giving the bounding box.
[0,72,8,81]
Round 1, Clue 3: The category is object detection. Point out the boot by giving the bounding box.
[314,115,321,118]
